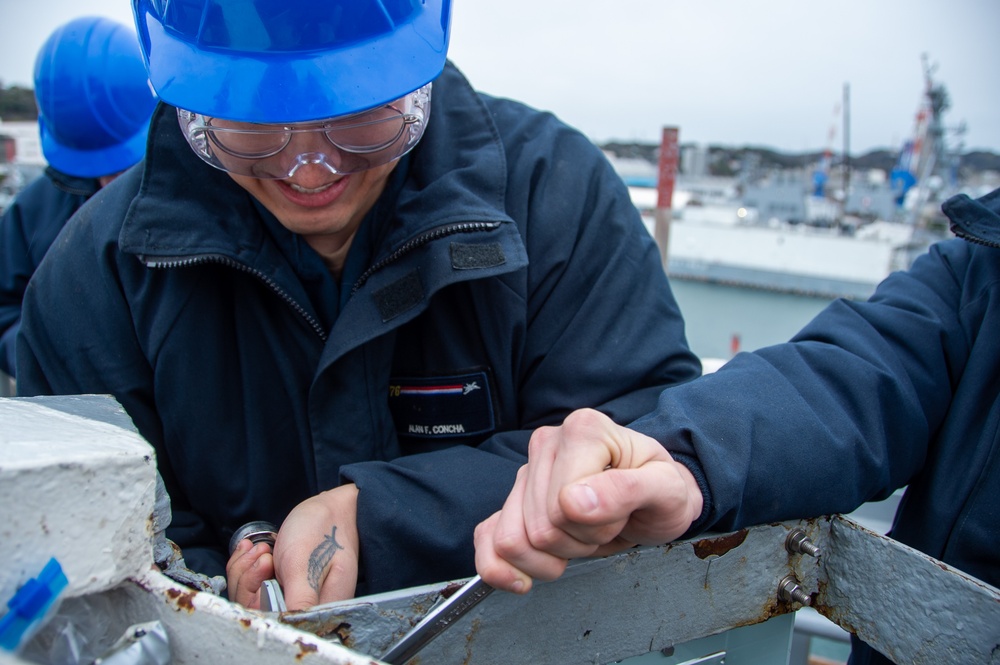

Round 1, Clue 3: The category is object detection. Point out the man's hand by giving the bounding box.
[273,484,361,610]
[226,537,274,609]
[474,409,703,593]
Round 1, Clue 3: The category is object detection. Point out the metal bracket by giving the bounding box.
[279,516,1000,664]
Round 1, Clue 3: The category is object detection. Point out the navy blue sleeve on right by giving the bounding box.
[630,241,972,533]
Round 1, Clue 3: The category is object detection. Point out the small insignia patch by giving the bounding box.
[388,371,495,439]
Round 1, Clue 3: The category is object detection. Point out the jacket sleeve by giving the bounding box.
[342,113,701,593]
[0,185,48,376]
[1,175,92,377]
[629,239,974,533]
[0,190,39,376]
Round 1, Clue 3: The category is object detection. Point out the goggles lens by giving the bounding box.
[177,84,431,179]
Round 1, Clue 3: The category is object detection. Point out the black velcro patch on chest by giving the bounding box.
[450,242,506,270]
[388,371,495,438]
[374,271,424,322]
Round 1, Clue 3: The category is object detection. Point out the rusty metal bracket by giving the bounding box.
[286,519,825,663]
[282,515,1000,664]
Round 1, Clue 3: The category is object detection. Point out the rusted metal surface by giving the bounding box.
[128,571,385,665]
[286,519,827,664]
[13,570,384,665]
[692,528,749,559]
[284,583,449,652]
[813,516,1000,664]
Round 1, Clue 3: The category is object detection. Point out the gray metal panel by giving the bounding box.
[284,516,1000,664]
[815,517,1000,664]
[289,521,822,664]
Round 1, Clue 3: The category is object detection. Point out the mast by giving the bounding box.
[906,53,953,227]
[842,82,850,219]
[654,126,679,269]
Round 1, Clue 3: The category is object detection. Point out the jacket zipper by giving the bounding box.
[142,221,503,341]
[350,221,503,295]
[144,254,328,341]
[951,226,1000,250]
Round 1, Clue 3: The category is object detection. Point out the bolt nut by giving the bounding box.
[786,529,821,557]
[229,520,278,556]
[778,575,813,606]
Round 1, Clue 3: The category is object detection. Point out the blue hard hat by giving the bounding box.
[132,0,452,123]
[34,16,158,178]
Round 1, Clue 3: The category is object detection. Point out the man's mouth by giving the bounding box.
[275,175,350,209]
[289,182,335,194]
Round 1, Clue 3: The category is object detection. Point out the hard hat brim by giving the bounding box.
[39,117,150,178]
[135,3,450,123]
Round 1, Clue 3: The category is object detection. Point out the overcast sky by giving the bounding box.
[2,0,996,154]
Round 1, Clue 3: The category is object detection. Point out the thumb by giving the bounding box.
[553,470,646,547]
[560,469,651,526]
[280,573,321,611]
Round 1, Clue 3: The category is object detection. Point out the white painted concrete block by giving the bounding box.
[0,395,156,604]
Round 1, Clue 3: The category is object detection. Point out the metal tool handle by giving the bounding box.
[260,578,287,612]
[381,575,494,664]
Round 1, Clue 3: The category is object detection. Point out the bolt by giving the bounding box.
[786,529,821,557]
[778,575,812,606]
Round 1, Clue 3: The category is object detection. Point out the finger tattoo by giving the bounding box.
[307,526,345,592]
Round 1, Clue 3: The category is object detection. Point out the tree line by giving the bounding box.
[602,141,1000,178]
[0,85,38,121]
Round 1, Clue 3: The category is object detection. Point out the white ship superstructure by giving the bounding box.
[630,182,934,300]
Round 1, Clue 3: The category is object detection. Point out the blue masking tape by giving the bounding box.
[0,558,68,651]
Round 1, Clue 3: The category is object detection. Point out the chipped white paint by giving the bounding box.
[114,570,385,665]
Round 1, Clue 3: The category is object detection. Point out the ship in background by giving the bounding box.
[616,56,998,300]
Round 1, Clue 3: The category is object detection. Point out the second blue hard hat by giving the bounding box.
[132,0,452,123]
[34,16,158,178]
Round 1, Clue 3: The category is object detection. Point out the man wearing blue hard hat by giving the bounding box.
[16,0,701,610]
[0,16,157,380]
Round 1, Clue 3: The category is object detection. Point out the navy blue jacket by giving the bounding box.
[0,168,100,376]
[633,188,1000,664]
[17,63,700,592]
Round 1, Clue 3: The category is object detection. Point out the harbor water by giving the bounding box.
[668,278,839,363]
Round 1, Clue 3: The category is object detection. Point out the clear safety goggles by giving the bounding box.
[177,84,431,179]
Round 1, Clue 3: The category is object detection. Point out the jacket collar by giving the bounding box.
[45,166,101,198]
[945,188,1000,248]
[119,62,516,266]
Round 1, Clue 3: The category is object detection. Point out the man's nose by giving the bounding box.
[287,152,340,176]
